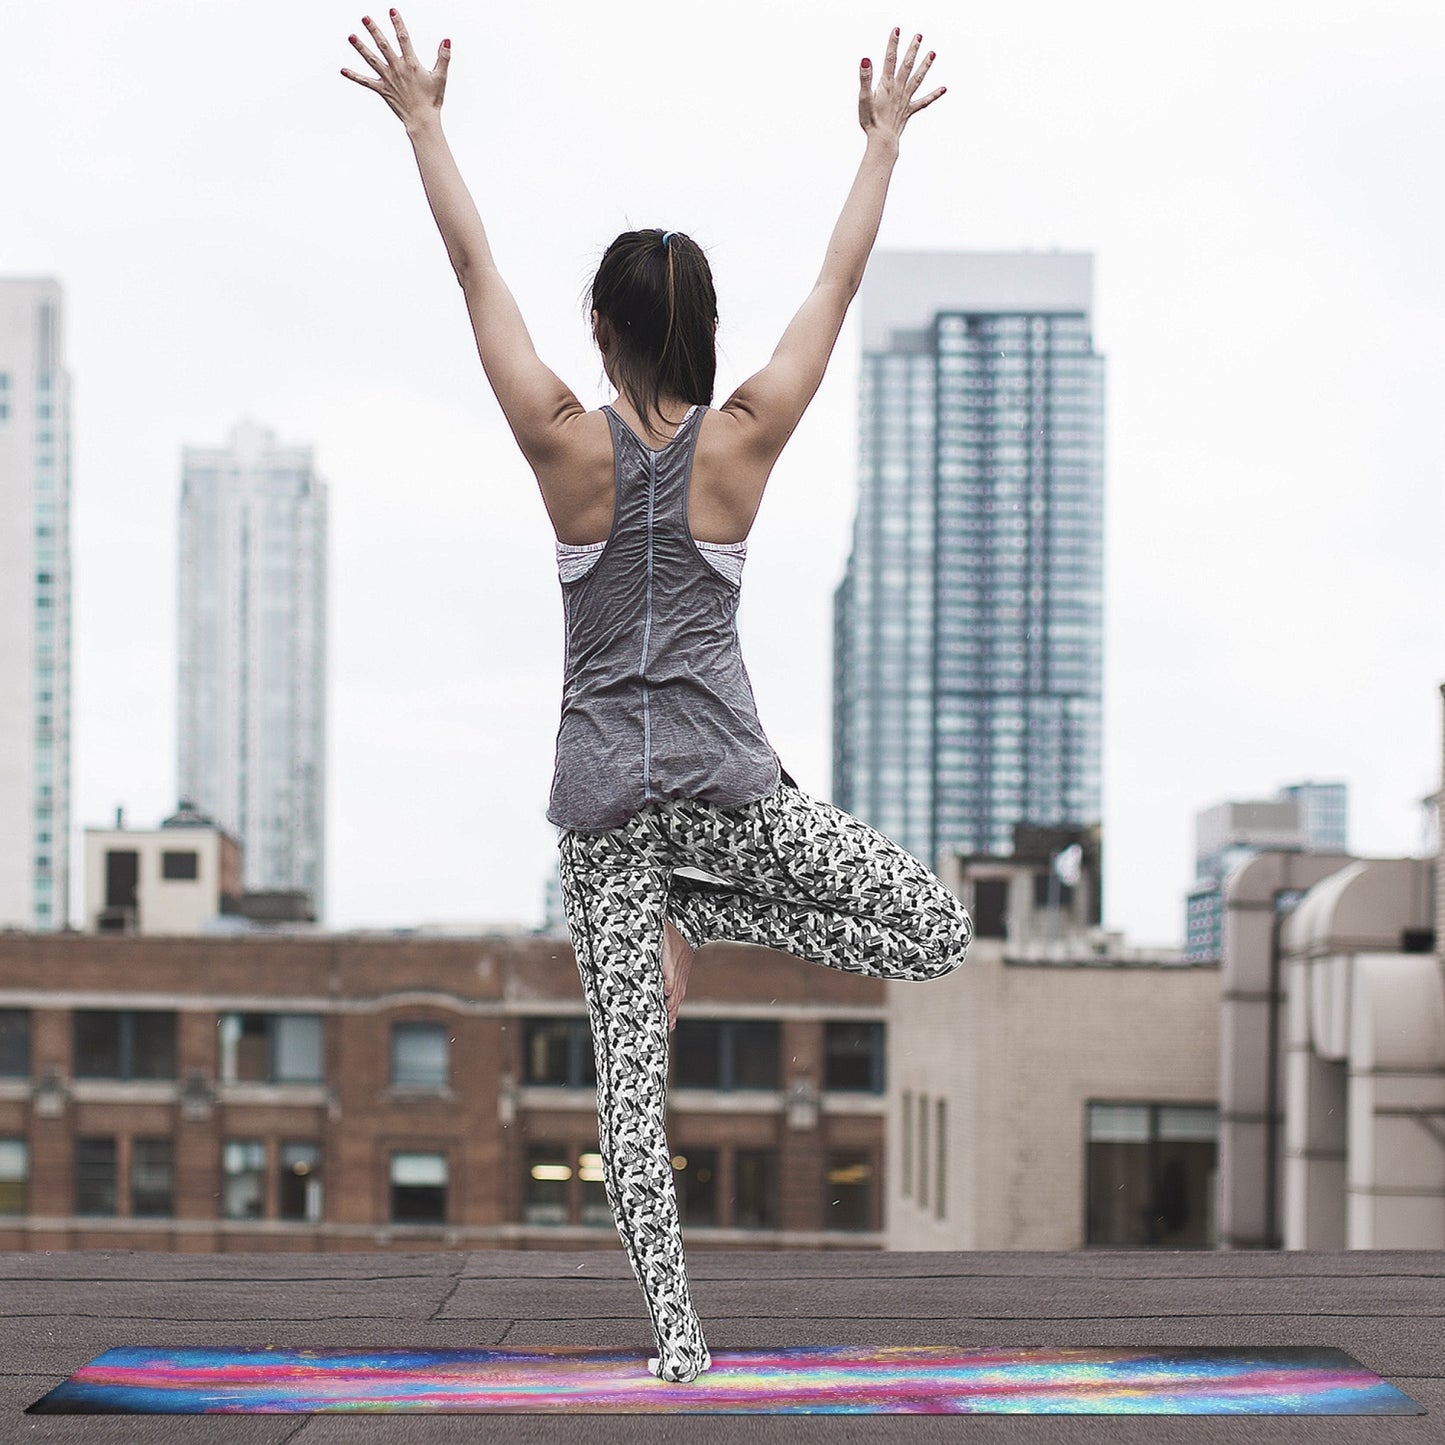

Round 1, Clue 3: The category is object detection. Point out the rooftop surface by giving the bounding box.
[3,1247,1440,1443]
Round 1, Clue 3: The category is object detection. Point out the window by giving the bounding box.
[521,1018,595,1087]
[73,1011,176,1080]
[104,849,138,909]
[391,1022,449,1088]
[0,1139,27,1214]
[131,1138,174,1217]
[0,1009,30,1077]
[524,1145,570,1225]
[673,1147,717,1227]
[219,1013,323,1083]
[390,1151,447,1223]
[733,1148,778,1229]
[673,1021,779,1090]
[971,878,1009,939]
[902,1090,912,1198]
[161,850,199,881]
[824,1021,885,1092]
[222,1140,266,1219]
[279,1142,322,1222]
[75,1137,117,1215]
[1085,1102,1218,1248]
[825,1150,874,1231]
[578,1148,609,1226]
[936,1098,947,1220]
[918,1093,929,1205]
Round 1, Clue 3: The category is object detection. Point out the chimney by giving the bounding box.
[114,805,124,830]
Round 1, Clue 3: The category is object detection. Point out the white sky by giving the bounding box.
[7,0,1442,944]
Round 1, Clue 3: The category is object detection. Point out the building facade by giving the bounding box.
[1185,781,1349,961]
[177,420,327,919]
[833,251,1105,871]
[0,278,72,934]
[887,834,1220,1251]
[0,932,887,1251]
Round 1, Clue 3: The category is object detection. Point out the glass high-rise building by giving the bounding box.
[177,420,327,919]
[0,279,72,931]
[833,252,1105,870]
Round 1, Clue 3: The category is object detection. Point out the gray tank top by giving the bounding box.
[546,404,782,831]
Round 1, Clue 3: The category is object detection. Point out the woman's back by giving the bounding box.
[546,403,782,832]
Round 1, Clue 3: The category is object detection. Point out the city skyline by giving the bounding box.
[4,0,1441,942]
[835,250,1105,869]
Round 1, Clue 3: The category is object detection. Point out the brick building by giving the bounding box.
[0,932,886,1251]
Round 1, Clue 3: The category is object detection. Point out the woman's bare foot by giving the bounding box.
[661,921,694,1033]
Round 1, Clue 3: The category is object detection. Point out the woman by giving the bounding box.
[342,10,972,1384]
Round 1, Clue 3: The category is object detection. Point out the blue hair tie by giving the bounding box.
[662,231,675,249]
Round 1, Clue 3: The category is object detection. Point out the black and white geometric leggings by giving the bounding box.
[556,778,973,1383]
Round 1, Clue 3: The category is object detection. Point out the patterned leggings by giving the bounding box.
[556,779,973,1382]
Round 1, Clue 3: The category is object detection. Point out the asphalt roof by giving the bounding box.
[3,1247,1440,1442]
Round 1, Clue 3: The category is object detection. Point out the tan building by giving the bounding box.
[0,932,886,1251]
[887,828,1221,1251]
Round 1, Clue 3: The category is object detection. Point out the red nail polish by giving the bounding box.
[443,37,450,47]
[861,57,871,67]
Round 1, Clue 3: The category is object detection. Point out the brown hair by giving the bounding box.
[590,229,717,435]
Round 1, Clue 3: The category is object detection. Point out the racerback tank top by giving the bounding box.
[546,404,782,831]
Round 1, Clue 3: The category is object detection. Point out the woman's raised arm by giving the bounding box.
[719,28,945,467]
[341,10,584,466]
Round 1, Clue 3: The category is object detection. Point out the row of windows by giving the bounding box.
[0,1137,878,1233]
[524,1018,885,1093]
[0,1012,886,1095]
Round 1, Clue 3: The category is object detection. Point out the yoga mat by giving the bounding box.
[26,1344,1423,1415]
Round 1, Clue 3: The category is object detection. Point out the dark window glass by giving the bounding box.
[131,1011,177,1080]
[73,1011,121,1077]
[1033,870,1075,910]
[391,1022,448,1088]
[825,1150,873,1231]
[222,1140,265,1220]
[73,1011,175,1080]
[824,1021,884,1092]
[131,1138,174,1217]
[104,850,138,909]
[390,1151,447,1223]
[674,1021,778,1090]
[674,1021,721,1088]
[524,1145,570,1225]
[161,850,199,881]
[730,1022,780,1089]
[972,878,1009,938]
[75,1137,117,1215]
[1085,1103,1218,1248]
[733,1148,778,1229]
[279,1142,322,1222]
[674,1147,717,1227]
[0,1010,31,1077]
[521,1018,594,1087]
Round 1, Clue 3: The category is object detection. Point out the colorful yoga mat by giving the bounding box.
[27,1343,1423,1415]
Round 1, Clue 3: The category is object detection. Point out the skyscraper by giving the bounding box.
[177,420,327,918]
[833,252,1106,871]
[0,279,72,931]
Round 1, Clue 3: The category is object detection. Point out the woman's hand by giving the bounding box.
[858,27,945,144]
[340,8,449,131]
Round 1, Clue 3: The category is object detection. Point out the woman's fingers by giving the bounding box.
[361,13,400,68]
[908,83,946,115]
[389,6,416,62]
[339,66,382,93]
[907,47,935,96]
[348,31,386,77]
[898,30,922,79]
[883,25,899,79]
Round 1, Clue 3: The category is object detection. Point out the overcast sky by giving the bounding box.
[7,0,1443,944]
